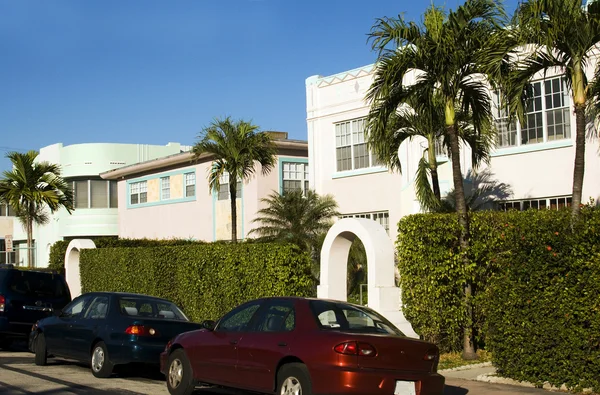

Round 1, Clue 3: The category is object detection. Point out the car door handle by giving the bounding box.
[278,342,287,347]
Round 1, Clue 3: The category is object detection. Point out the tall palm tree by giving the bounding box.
[0,151,74,267]
[193,117,277,243]
[249,189,339,253]
[509,0,600,221]
[367,1,506,359]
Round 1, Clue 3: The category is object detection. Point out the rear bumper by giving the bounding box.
[311,365,445,395]
[0,317,33,339]
[108,342,166,366]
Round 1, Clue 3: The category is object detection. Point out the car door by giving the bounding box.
[44,295,92,357]
[70,295,109,361]
[235,299,296,392]
[189,301,262,386]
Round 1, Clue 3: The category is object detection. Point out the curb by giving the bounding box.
[439,361,492,373]
[476,373,594,394]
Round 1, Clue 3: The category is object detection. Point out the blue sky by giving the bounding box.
[0,0,520,171]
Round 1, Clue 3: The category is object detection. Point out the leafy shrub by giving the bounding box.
[80,243,314,322]
[483,207,600,391]
[47,237,201,272]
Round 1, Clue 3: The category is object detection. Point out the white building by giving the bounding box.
[305,64,600,241]
[4,142,190,267]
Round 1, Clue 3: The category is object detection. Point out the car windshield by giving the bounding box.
[309,300,405,336]
[118,296,188,321]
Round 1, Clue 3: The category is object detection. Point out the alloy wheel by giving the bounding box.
[169,358,183,389]
[280,376,302,395]
[91,346,104,372]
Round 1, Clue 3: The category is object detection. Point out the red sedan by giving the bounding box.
[160,297,445,395]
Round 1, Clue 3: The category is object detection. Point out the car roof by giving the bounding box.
[251,296,366,308]
[82,291,174,302]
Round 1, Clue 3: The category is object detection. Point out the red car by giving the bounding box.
[160,297,445,395]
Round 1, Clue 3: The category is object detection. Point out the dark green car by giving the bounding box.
[29,291,203,378]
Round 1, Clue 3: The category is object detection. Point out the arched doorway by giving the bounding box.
[317,218,418,338]
[65,239,96,298]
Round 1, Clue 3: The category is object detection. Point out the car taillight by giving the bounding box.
[125,325,159,336]
[0,295,5,313]
[423,348,438,361]
[334,341,376,357]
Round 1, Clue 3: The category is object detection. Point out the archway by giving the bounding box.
[318,218,418,338]
[65,239,96,298]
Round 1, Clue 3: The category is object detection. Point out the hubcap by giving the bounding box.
[91,346,104,372]
[280,376,302,395]
[169,358,183,389]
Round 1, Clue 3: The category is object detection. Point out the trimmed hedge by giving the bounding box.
[80,243,314,322]
[47,237,201,272]
[397,206,600,391]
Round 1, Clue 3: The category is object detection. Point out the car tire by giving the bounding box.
[34,333,47,366]
[166,349,195,395]
[90,341,114,378]
[277,363,312,395]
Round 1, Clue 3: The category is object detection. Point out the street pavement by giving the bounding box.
[0,343,552,395]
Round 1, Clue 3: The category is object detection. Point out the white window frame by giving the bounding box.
[184,172,196,198]
[161,177,171,200]
[282,162,309,195]
[493,75,571,149]
[341,211,390,233]
[130,180,148,205]
[218,172,242,201]
[498,195,572,211]
[335,118,379,172]
[71,179,118,209]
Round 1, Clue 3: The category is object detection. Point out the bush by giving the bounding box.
[79,243,315,322]
[47,237,201,272]
[483,207,600,391]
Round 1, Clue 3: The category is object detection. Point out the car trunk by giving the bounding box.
[355,335,437,373]
[126,317,203,344]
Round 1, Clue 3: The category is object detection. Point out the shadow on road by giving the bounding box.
[444,384,469,395]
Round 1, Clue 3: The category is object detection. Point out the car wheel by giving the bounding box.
[34,333,47,366]
[277,363,312,395]
[90,341,114,378]
[166,349,195,395]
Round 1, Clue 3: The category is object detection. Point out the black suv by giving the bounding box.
[0,264,71,348]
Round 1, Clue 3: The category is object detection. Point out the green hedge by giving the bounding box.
[397,206,600,391]
[483,207,600,392]
[80,243,314,322]
[47,237,201,272]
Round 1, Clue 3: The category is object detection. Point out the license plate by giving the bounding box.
[394,381,416,395]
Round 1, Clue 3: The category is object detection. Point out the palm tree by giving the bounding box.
[366,1,506,359]
[437,169,514,212]
[193,117,277,243]
[509,0,600,221]
[249,189,339,254]
[0,151,74,267]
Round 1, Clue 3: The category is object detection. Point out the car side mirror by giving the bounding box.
[53,309,62,317]
[201,320,216,331]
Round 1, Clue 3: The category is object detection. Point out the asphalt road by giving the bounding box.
[0,343,551,395]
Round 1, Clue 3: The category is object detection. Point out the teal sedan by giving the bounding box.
[29,292,203,378]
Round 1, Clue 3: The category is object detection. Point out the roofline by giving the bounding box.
[100,139,308,180]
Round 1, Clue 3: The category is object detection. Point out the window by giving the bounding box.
[70,180,118,209]
[85,296,109,319]
[342,211,390,233]
[74,180,89,209]
[309,300,405,336]
[184,172,196,197]
[0,204,16,217]
[282,162,309,195]
[130,181,148,205]
[109,181,118,208]
[61,295,92,318]
[216,302,261,332]
[117,296,188,321]
[90,180,108,208]
[218,172,242,201]
[254,301,295,332]
[434,138,448,158]
[493,76,571,148]
[335,118,379,172]
[161,177,170,200]
[498,196,572,211]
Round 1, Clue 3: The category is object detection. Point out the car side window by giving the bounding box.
[61,296,91,318]
[85,296,109,319]
[254,302,295,332]
[216,302,261,332]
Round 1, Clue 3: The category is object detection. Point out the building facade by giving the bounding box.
[306,64,600,241]
[7,142,190,267]
[100,134,308,241]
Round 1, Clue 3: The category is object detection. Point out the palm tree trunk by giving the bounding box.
[27,217,33,268]
[427,138,442,202]
[571,104,586,221]
[230,180,238,243]
[446,122,476,360]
